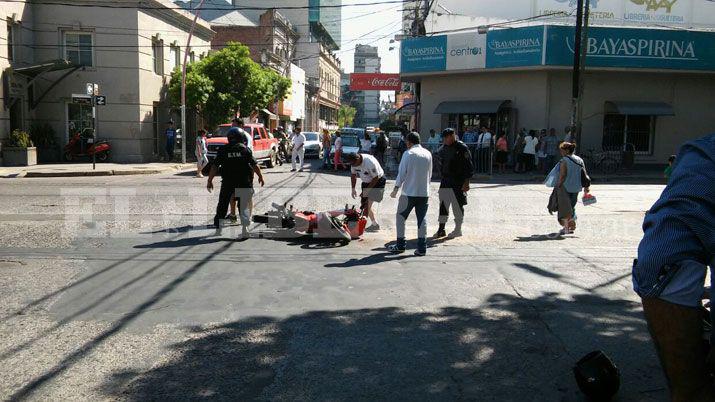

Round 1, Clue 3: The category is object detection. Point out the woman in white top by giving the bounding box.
[195,129,208,178]
[360,132,373,154]
[522,130,539,171]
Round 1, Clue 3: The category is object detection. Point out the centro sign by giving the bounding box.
[446,32,486,70]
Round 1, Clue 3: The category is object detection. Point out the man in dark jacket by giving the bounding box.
[207,128,265,239]
[435,128,474,238]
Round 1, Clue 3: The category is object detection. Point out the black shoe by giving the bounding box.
[290,169,296,172]
[387,244,405,254]
[434,229,447,238]
[414,249,426,257]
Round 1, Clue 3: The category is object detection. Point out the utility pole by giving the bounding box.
[181,0,206,165]
[570,0,591,146]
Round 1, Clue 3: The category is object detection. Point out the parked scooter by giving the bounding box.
[64,128,111,162]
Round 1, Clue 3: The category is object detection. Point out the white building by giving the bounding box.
[1,0,213,163]
[353,44,381,127]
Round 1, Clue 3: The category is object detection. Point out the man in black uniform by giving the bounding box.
[207,127,265,239]
[435,128,474,238]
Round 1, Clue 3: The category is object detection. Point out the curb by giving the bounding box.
[9,164,191,178]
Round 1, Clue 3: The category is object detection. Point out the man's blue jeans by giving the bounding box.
[396,196,428,253]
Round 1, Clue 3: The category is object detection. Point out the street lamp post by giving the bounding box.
[181,0,206,164]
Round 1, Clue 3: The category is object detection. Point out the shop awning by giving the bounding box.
[7,59,81,109]
[434,100,511,114]
[393,102,419,116]
[605,101,674,116]
[261,108,278,119]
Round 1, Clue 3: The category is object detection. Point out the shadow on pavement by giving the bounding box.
[264,234,351,250]
[514,233,567,242]
[98,292,666,401]
[134,236,229,249]
[324,252,410,268]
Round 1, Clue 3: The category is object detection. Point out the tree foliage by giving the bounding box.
[168,42,291,129]
[337,105,357,128]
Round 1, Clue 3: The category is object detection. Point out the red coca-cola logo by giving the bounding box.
[350,73,401,91]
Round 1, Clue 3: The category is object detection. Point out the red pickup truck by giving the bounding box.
[206,123,279,168]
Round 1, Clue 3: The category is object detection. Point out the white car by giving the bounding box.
[330,134,361,163]
[302,131,322,158]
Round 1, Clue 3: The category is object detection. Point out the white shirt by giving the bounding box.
[360,138,372,152]
[195,136,207,157]
[292,133,306,149]
[335,136,343,151]
[351,154,384,183]
[523,135,538,155]
[477,131,492,148]
[394,144,433,197]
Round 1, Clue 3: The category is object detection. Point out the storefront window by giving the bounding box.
[603,114,655,154]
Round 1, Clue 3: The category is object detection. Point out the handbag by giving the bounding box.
[566,156,591,188]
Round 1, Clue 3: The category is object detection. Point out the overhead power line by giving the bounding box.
[1,0,413,10]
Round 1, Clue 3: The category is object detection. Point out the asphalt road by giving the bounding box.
[0,159,668,401]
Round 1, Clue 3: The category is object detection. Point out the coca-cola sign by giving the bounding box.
[350,73,402,91]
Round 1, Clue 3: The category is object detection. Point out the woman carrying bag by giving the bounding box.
[545,142,590,234]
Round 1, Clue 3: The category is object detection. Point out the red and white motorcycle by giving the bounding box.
[252,202,367,241]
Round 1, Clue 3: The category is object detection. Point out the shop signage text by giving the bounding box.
[486,26,545,68]
[546,25,715,70]
[350,73,402,91]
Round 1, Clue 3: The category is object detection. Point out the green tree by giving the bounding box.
[337,105,357,128]
[168,42,291,129]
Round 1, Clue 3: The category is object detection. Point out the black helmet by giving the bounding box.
[441,128,456,138]
[573,350,620,400]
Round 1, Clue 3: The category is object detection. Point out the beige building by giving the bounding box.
[1,0,213,163]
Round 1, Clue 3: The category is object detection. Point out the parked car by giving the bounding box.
[302,131,322,158]
[330,133,361,164]
[206,123,279,168]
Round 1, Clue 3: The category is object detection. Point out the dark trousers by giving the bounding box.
[396,196,428,253]
[166,138,175,160]
[213,181,253,228]
[475,147,490,173]
[438,186,467,226]
[642,297,715,402]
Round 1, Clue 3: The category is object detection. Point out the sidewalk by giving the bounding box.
[470,164,667,184]
[0,162,194,178]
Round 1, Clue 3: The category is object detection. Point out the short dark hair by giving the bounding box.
[668,155,677,163]
[406,132,421,145]
[344,153,360,163]
[441,128,455,138]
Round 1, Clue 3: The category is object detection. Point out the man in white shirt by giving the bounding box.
[389,132,433,256]
[291,127,306,172]
[475,126,493,173]
[347,153,386,232]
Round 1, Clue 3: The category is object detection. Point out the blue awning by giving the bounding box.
[605,101,674,116]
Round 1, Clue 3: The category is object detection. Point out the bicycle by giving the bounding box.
[582,148,620,175]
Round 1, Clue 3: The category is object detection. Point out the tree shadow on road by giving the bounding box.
[99,292,667,401]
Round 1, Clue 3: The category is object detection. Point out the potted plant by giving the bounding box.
[29,123,59,163]
[2,129,37,166]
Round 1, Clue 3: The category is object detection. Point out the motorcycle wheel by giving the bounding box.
[97,151,109,162]
[64,151,73,162]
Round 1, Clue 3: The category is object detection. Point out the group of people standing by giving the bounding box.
[514,127,574,174]
[344,129,474,256]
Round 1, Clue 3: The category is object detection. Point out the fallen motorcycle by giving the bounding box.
[252,202,367,241]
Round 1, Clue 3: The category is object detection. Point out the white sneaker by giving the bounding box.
[448,228,463,238]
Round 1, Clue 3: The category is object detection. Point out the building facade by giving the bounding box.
[1,0,213,163]
[353,44,381,128]
[400,24,715,164]
[217,0,342,131]
[210,9,303,130]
